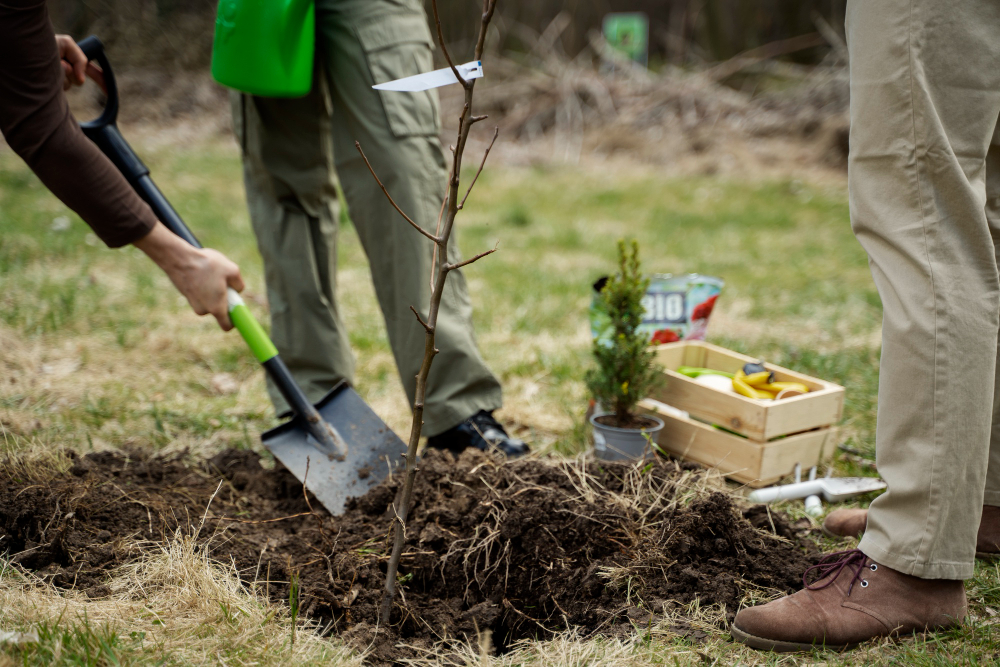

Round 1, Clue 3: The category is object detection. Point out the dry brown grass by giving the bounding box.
[0,532,363,665]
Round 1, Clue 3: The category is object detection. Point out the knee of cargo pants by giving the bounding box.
[230,90,355,413]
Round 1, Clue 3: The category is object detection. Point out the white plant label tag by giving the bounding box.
[373,61,483,92]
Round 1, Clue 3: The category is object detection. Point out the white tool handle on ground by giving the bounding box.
[749,480,826,503]
[749,477,887,503]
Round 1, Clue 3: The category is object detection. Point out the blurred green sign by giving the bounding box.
[603,13,648,67]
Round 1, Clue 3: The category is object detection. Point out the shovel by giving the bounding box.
[75,36,406,514]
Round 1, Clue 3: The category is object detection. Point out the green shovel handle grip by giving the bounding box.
[228,288,278,363]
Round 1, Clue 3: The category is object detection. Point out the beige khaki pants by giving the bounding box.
[231,0,501,436]
[849,0,1000,579]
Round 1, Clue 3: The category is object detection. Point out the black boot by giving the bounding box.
[426,410,529,458]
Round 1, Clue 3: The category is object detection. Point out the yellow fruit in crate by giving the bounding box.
[733,371,776,400]
[742,371,775,387]
[762,381,810,394]
[736,363,810,400]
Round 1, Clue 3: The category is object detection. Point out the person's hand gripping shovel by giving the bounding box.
[74,36,406,515]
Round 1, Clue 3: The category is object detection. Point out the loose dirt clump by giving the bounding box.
[0,447,818,663]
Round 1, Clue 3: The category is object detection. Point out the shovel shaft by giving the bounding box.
[135,175,202,248]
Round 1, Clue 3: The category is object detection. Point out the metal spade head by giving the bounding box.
[262,382,406,515]
[817,477,887,503]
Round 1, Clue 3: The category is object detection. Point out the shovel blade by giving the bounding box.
[262,382,406,515]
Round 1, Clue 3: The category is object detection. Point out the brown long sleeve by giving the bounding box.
[0,0,156,247]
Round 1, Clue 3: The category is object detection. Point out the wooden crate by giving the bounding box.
[649,340,844,441]
[640,399,838,487]
[638,340,845,487]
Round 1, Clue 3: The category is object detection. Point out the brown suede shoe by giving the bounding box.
[824,506,1000,559]
[823,508,868,539]
[977,505,1000,559]
[731,549,966,652]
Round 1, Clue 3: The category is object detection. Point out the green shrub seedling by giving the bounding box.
[586,239,661,427]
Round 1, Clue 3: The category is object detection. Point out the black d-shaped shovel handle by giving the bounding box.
[76,36,201,248]
[74,36,347,461]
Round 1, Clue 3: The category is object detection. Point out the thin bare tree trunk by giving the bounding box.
[356,0,500,626]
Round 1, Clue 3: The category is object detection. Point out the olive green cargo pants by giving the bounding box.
[848,0,1000,579]
[231,0,501,436]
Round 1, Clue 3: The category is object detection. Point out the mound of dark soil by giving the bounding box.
[0,448,819,663]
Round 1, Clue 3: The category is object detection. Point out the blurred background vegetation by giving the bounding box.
[48,0,846,71]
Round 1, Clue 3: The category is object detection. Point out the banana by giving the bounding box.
[760,381,810,394]
[741,371,775,387]
[738,363,810,399]
[733,371,777,400]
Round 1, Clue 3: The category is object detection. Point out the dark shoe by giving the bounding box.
[824,506,1000,559]
[426,411,529,458]
[977,505,1000,559]
[731,549,966,652]
[823,508,868,539]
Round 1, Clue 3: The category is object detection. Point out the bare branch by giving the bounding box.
[380,0,500,626]
[409,305,432,333]
[430,195,448,292]
[431,0,471,90]
[470,114,489,124]
[458,127,499,210]
[444,242,499,272]
[355,141,440,243]
[474,0,498,61]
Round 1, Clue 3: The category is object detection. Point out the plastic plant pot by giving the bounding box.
[590,413,665,462]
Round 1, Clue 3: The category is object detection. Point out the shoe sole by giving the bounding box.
[730,624,852,653]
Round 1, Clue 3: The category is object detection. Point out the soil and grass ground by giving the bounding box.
[0,445,819,663]
[2,136,999,664]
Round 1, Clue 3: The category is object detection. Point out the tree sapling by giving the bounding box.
[356,0,501,626]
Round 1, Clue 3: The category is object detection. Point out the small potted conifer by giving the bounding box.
[586,239,664,461]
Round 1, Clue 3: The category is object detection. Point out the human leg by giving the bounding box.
[314,0,503,436]
[847,0,1000,581]
[732,0,1000,649]
[231,84,355,413]
[983,127,1000,513]
[824,506,1000,558]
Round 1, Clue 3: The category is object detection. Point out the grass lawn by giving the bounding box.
[1,139,997,664]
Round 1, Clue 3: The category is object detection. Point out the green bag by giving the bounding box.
[211,0,315,97]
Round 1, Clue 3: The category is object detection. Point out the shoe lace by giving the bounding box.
[803,548,869,594]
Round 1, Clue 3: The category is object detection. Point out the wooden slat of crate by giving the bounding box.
[650,340,845,441]
[640,398,838,487]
